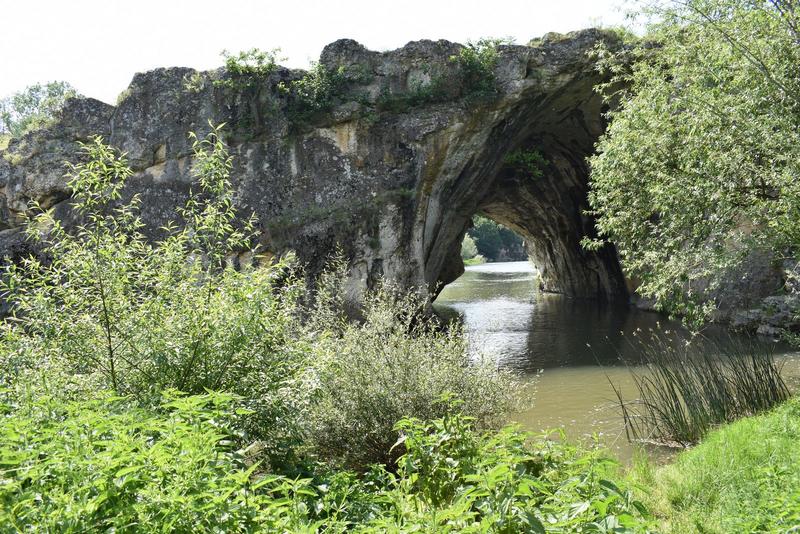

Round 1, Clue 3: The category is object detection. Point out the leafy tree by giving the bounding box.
[0,81,79,137]
[1,123,310,462]
[460,234,478,260]
[586,0,800,324]
[468,215,526,262]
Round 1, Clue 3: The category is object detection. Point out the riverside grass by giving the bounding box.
[633,396,800,533]
[613,332,789,447]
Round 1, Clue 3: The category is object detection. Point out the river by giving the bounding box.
[433,261,800,462]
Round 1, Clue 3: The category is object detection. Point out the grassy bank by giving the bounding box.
[463,254,487,266]
[632,396,800,533]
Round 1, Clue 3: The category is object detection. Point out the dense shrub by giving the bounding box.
[452,38,509,101]
[387,408,651,532]
[0,125,311,464]
[214,48,282,90]
[505,148,547,179]
[375,77,450,113]
[306,284,517,470]
[0,392,650,532]
[280,62,348,125]
[0,391,266,532]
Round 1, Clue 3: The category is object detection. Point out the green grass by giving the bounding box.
[636,396,800,532]
[463,254,486,266]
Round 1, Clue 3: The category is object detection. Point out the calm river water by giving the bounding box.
[433,261,800,462]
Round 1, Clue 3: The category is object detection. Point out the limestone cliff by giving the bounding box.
[0,30,630,304]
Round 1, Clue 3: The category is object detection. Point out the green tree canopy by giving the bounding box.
[460,234,479,260]
[468,215,526,262]
[587,0,800,323]
[0,81,79,137]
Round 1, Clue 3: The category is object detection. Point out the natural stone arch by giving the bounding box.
[415,75,627,300]
[0,29,628,306]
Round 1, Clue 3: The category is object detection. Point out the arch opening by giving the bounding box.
[423,91,629,303]
[460,215,528,265]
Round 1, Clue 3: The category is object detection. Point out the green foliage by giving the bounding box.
[114,88,132,105]
[0,124,309,463]
[182,71,206,93]
[0,391,268,532]
[587,0,800,325]
[505,148,548,179]
[375,77,449,113]
[463,255,487,266]
[384,408,650,532]
[641,396,800,533]
[0,119,653,531]
[0,81,79,137]
[280,62,347,125]
[613,333,789,446]
[0,122,520,471]
[468,215,527,262]
[307,281,517,470]
[461,233,479,260]
[214,48,282,90]
[0,392,650,532]
[452,38,510,101]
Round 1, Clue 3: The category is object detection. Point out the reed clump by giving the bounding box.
[613,332,790,447]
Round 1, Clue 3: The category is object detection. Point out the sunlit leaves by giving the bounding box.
[0,81,79,137]
[588,0,800,325]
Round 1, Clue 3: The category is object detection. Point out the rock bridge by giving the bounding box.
[0,29,628,304]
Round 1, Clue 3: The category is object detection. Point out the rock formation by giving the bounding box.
[0,30,631,305]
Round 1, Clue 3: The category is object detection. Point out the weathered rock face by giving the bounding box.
[0,29,630,304]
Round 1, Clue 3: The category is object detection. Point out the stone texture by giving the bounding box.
[0,30,632,306]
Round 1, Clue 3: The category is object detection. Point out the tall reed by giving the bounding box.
[613,332,790,447]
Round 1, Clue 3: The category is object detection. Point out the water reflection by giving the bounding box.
[433,261,799,461]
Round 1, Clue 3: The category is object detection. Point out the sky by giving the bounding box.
[1,0,631,105]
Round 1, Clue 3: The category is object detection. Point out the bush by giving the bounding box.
[387,408,651,532]
[505,148,547,179]
[0,391,266,532]
[0,392,651,532]
[375,77,450,113]
[452,38,509,101]
[215,48,282,90]
[281,62,347,125]
[461,234,478,260]
[306,284,517,470]
[0,125,311,464]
